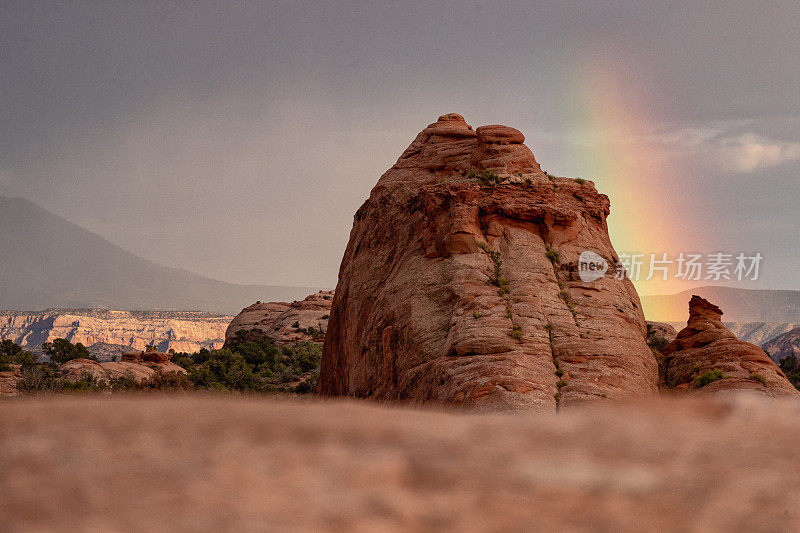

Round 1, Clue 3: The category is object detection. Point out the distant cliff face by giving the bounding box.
[0,309,231,356]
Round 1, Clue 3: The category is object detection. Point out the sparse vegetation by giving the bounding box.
[524,177,533,188]
[751,373,767,386]
[694,369,724,388]
[555,368,564,377]
[556,379,567,388]
[545,171,556,181]
[321,314,329,320]
[474,168,501,185]
[574,178,587,185]
[510,324,523,341]
[473,311,483,319]
[545,245,560,265]
[645,324,669,353]
[480,243,510,295]
[558,289,578,318]
[11,332,322,396]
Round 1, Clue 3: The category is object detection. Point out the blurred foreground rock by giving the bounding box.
[2,395,800,531]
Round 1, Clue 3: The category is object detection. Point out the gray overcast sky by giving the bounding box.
[1,1,798,293]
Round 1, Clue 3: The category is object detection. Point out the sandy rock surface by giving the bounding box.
[1,395,800,531]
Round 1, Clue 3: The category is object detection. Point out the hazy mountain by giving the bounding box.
[641,286,800,323]
[0,196,319,314]
[762,328,800,362]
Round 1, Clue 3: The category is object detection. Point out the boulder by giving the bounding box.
[317,114,658,411]
[225,291,333,345]
[661,296,798,396]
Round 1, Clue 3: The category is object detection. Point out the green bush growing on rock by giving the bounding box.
[694,369,724,388]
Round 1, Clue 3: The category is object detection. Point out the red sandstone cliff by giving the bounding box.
[317,114,658,410]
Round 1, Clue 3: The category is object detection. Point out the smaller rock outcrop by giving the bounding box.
[225,291,333,345]
[661,296,798,396]
[61,349,186,385]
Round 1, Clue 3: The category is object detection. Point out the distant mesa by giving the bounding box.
[317,113,656,411]
[660,295,797,397]
[225,291,334,346]
[0,308,231,358]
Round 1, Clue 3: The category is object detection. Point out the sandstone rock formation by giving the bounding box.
[647,322,678,345]
[225,291,333,345]
[318,114,658,411]
[661,296,798,396]
[0,309,230,357]
[60,348,187,384]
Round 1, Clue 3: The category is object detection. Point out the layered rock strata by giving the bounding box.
[317,114,658,411]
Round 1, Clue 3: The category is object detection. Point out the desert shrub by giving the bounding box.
[556,379,568,388]
[0,339,37,369]
[142,369,193,391]
[574,178,587,185]
[555,368,564,377]
[544,171,556,181]
[477,169,501,185]
[321,314,329,320]
[523,177,533,188]
[694,369,724,388]
[646,324,669,352]
[170,352,195,369]
[545,245,560,264]
[16,363,62,393]
[648,336,668,352]
[510,324,523,341]
[473,311,483,319]
[751,373,767,386]
[294,369,319,394]
[188,349,261,391]
[16,364,106,393]
[43,338,95,364]
[109,372,142,391]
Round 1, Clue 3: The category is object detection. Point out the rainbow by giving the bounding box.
[564,54,701,296]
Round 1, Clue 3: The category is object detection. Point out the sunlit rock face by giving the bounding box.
[317,114,658,411]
